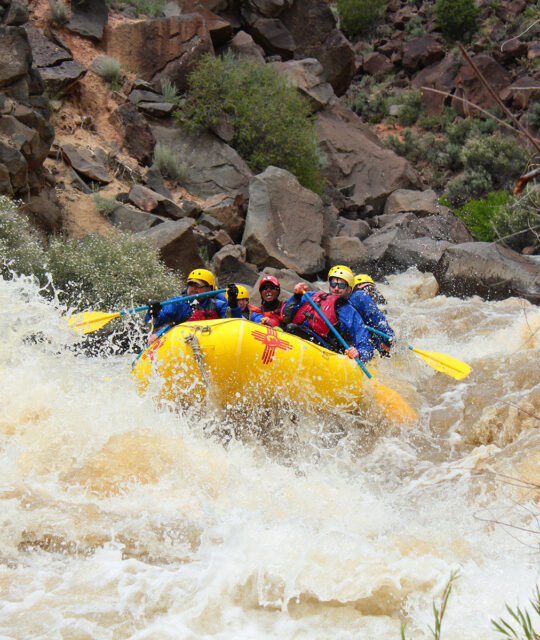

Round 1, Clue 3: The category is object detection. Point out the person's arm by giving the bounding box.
[145,298,191,329]
[282,283,308,324]
[337,304,374,363]
[351,290,394,347]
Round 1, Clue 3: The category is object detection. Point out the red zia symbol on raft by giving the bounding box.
[251,327,292,365]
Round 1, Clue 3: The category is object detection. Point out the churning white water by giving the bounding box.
[0,269,538,639]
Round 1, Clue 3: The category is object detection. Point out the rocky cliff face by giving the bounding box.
[0,0,538,302]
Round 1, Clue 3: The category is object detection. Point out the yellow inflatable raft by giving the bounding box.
[131,318,417,424]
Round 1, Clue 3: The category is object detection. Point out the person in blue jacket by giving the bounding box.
[350,274,394,357]
[145,268,241,343]
[282,265,374,363]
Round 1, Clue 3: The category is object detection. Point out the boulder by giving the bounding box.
[412,54,461,113]
[316,101,422,213]
[242,165,325,276]
[279,0,355,96]
[248,17,296,58]
[68,0,108,40]
[326,236,368,271]
[384,188,440,217]
[211,243,260,286]
[103,14,214,93]
[224,30,265,62]
[127,184,185,220]
[452,53,512,117]
[272,58,334,112]
[151,124,253,198]
[0,26,32,88]
[202,192,247,243]
[37,59,87,95]
[61,143,112,184]
[362,52,394,77]
[135,217,204,275]
[110,103,155,166]
[401,36,445,74]
[4,0,29,26]
[109,204,165,233]
[435,243,540,303]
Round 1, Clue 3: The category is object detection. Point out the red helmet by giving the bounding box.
[259,275,280,291]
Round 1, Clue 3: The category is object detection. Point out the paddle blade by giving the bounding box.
[67,311,120,334]
[372,380,418,425]
[412,347,471,380]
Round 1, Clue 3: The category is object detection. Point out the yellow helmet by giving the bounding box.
[187,268,215,288]
[226,284,249,300]
[327,265,354,288]
[354,274,374,288]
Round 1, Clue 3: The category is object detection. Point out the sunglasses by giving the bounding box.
[329,280,348,290]
[260,285,279,291]
[187,281,207,288]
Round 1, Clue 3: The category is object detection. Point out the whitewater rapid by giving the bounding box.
[0,270,538,639]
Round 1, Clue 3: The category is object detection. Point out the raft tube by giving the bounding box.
[131,318,417,424]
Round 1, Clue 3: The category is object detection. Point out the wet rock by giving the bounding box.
[435,243,540,303]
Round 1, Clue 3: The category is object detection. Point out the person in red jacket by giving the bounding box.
[249,275,285,328]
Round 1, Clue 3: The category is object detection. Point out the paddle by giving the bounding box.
[303,293,372,378]
[67,288,228,334]
[366,326,471,380]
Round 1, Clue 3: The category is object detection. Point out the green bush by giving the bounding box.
[180,53,324,193]
[46,231,183,310]
[460,133,529,191]
[108,0,165,17]
[153,142,188,184]
[434,0,481,41]
[395,89,424,126]
[160,77,179,104]
[337,0,387,37]
[491,185,540,251]
[92,56,123,92]
[445,169,494,208]
[0,196,46,281]
[443,190,510,240]
[93,192,120,216]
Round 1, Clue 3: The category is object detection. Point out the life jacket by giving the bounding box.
[292,292,340,338]
[189,298,220,320]
[249,302,284,327]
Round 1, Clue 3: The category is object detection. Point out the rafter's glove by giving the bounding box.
[227,283,238,307]
[148,300,162,318]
